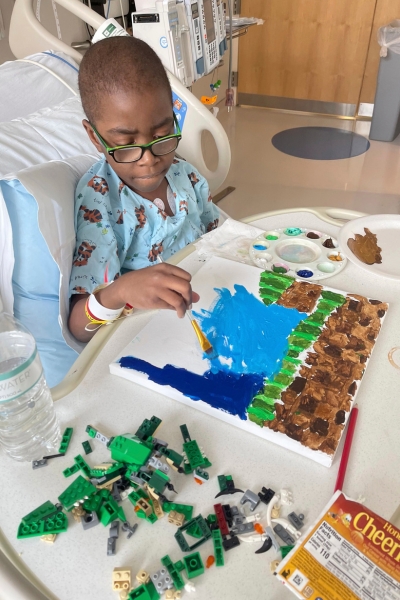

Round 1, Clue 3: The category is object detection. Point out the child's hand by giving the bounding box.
[102,263,199,318]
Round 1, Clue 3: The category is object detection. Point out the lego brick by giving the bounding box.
[71,505,85,522]
[63,463,80,478]
[182,440,206,471]
[165,590,181,600]
[83,489,110,514]
[81,511,100,530]
[109,434,152,466]
[265,526,281,551]
[174,561,185,572]
[137,498,152,517]
[161,555,185,590]
[162,502,193,522]
[86,425,111,445]
[107,537,116,556]
[258,487,275,505]
[273,524,295,546]
[109,520,120,538]
[58,475,97,511]
[82,440,93,455]
[148,470,169,495]
[206,556,215,569]
[179,424,191,443]
[231,522,255,535]
[100,497,126,526]
[32,459,48,469]
[74,454,92,478]
[280,544,295,559]
[136,570,150,584]
[58,427,73,454]
[168,511,185,527]
[183,552,204,579]
[40,533,57,543]
[17,512,68,539]
[135,416,162,441]
[150,568,173,593]
[22,501,59,525]
[122,521,138,539]
[213,503,229,537]
[174,515,211,552]
[112,567,131,591]
[222,535,240,551]
[222,505,233,527]
[255,536,273,554]
[288,512,304,530]
[212,528,224,567]
[240,490,260,512]
[152,497,164,519]
[128,580,160,600]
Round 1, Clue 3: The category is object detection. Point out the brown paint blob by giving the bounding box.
[335,410,346,425]
[307,232,320,239]
[289,377,307,394]
[323,238,335,248]
[347,227,382,265]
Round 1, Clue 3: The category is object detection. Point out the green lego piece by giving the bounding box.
[194,467,210,482]
[128,580,160,600]
[180,424,191,443]
[63,463,80,478]
[22,501,59,525]
[207,514,217,526]
[82,440,92,455]
[212,528,224,567]
[58,427,73,454]
[83,491,108,515]
[280,544,295,558]
[17,511,68,539]
[161,555,185,590]
[99,496,126,526]
[182,440,212,474]
[109,434,152,466]
[86,425,97,439]
[217,475,233,493]
[73,454,92,478]
[186,521,203,539]
[174,560,185,572]
[128,490,157,524]
[162,502,194,521]
[174,515,211,552]
[158,446,183,467]
[148,470,169,494]
[135,416,162,441]
[183,552,204,579]
[58,475,97,511]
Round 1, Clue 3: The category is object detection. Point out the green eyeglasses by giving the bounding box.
[90,114,182,164]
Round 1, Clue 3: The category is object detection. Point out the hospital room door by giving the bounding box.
[238,0,377,117]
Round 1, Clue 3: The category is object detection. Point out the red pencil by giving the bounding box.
[334,404,359,493]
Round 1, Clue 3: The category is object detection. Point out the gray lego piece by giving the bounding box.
[150,568,173,593]
[111,482,122,502]
[239,489,260,512]
[109,520,120,539]
[288,512,304,530]
[265,526,281,551]
[81,511,100,530]
[32,459,48,469]
[232,522,255,535]
[107,537,116,556]
[233,515,245,526]
[273,523,295,546]
[122,521,138,539]
[230,506,240,517]
[95,431,110,445]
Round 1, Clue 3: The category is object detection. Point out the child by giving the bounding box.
[68,36,219,342]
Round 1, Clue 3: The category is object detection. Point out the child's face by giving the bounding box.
[84,89,176,196]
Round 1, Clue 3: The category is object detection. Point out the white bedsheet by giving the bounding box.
[0,51,79,123]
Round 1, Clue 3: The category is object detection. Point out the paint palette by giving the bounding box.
[249,227,347,281]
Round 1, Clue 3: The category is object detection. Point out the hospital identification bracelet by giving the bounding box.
[85,284,126,331]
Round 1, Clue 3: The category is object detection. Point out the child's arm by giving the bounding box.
[69,263,199,343]
[190,169,219,233]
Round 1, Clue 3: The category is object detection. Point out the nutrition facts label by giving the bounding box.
[305,521,400,600]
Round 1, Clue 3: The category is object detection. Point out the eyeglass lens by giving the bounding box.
[113,137,179,163]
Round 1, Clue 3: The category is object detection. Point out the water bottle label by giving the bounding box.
[0,349,43,403]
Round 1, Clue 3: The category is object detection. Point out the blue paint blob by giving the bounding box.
[118,356,264,420]
[297,269,313,278]
[194,285,306,379]
[253,244,268,251]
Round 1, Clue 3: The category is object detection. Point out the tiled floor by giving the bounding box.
[212,106,400,220]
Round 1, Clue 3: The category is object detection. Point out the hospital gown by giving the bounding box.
[69,157,219,296]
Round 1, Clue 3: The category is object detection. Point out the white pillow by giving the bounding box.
[0,51,79,123]
[1,155,98,359]
[0,96,101,179]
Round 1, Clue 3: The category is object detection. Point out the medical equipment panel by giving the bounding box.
[183,0,205,79]
[216,0,227,57]
[198,0,220,74]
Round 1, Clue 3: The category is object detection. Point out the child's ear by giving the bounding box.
[82,119,104,155]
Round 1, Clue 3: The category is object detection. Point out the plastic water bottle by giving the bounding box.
[0,312,60,461]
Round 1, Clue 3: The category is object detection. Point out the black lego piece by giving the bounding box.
[222,535,240,551]
[255,536,273,554]
[222,505,233,528]
[258,487,275,505]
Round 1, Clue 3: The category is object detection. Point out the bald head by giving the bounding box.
[79,36,172,124]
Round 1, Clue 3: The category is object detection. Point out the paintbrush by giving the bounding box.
[156,255,215,357]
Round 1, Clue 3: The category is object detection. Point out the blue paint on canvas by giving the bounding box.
[119,357,263,419]
[194,285,306,379]
[119,285,306,419]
